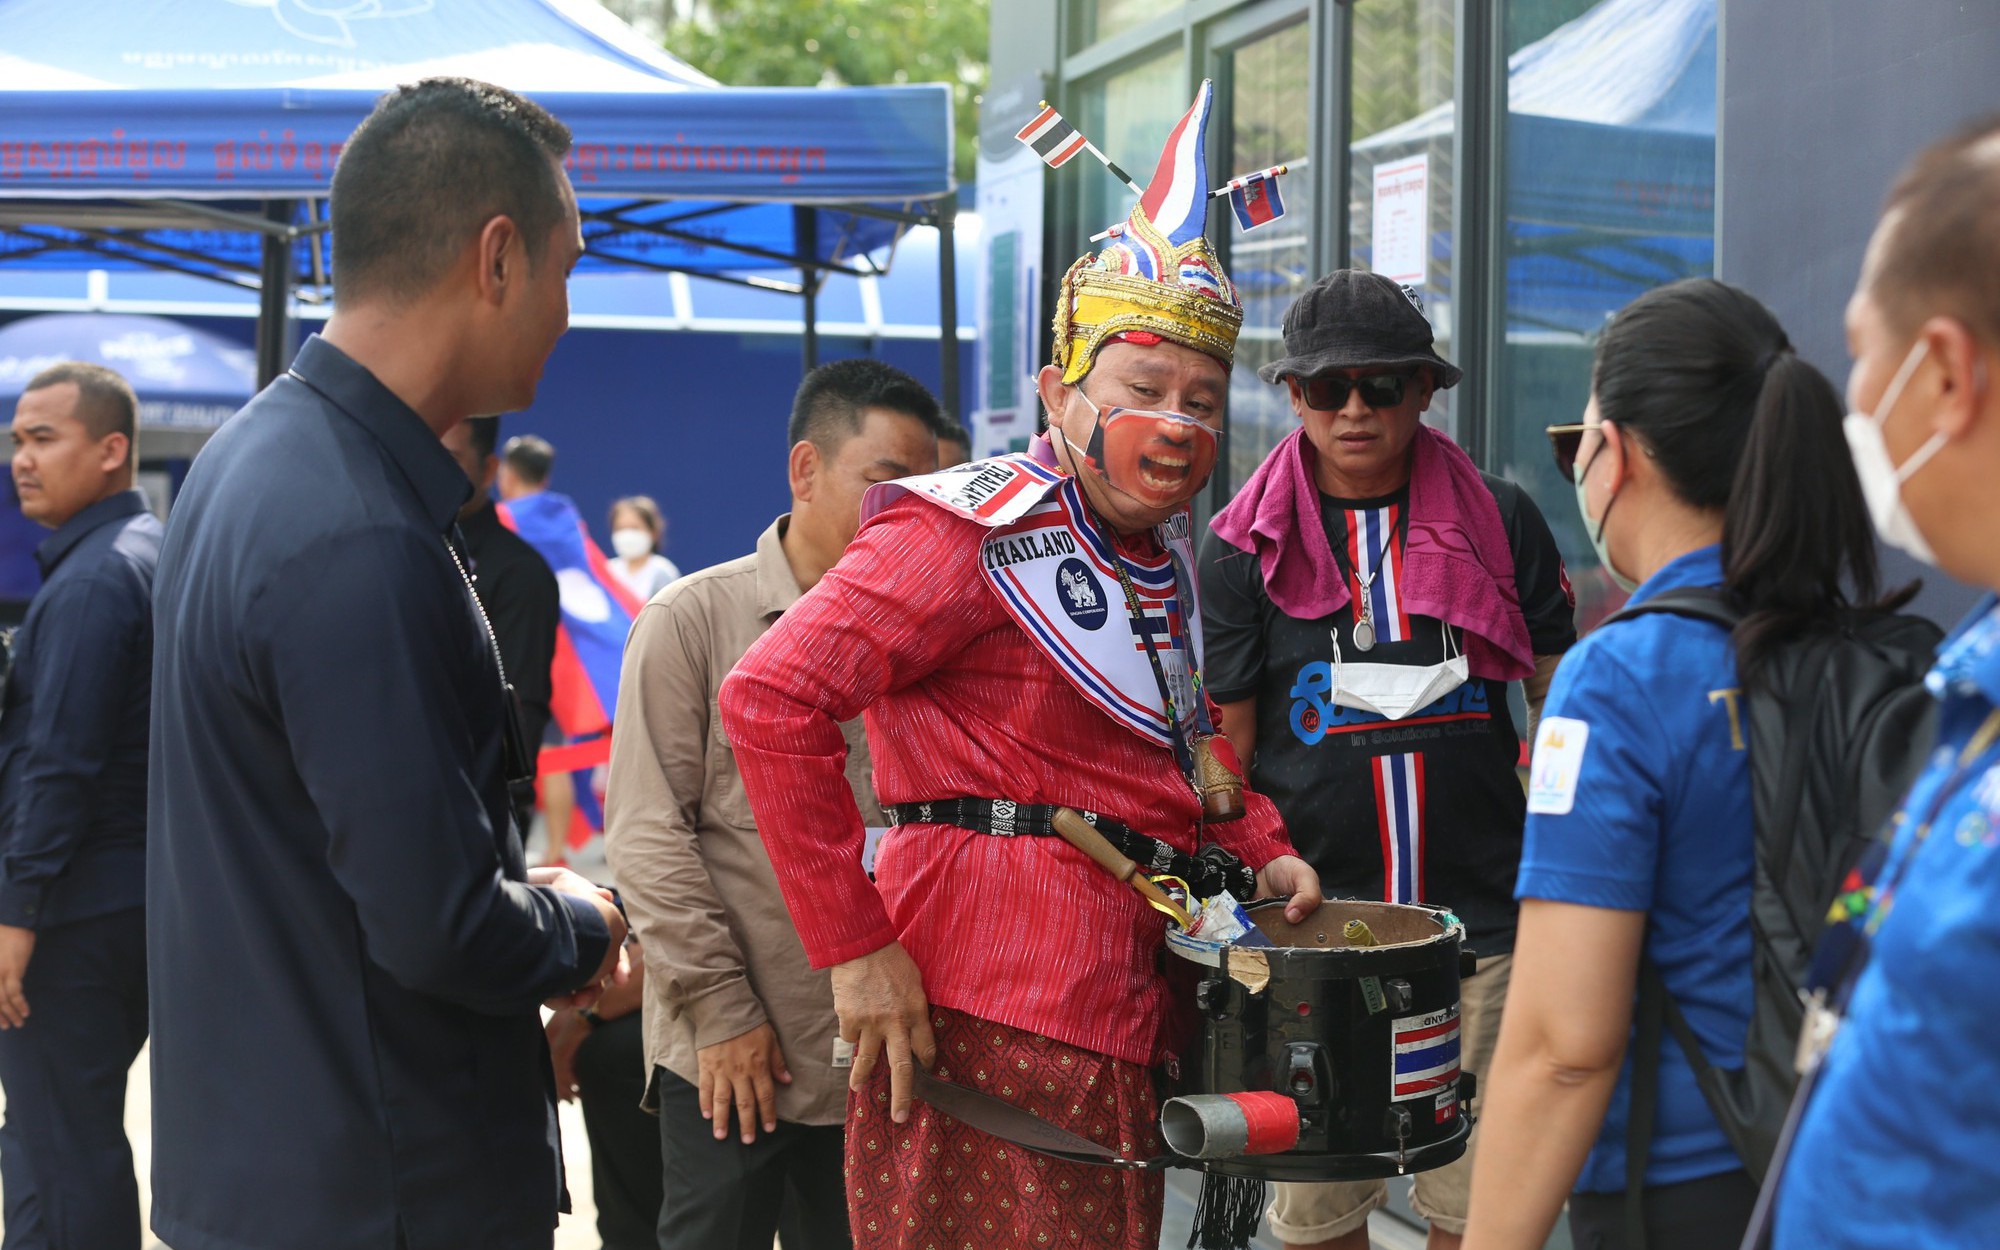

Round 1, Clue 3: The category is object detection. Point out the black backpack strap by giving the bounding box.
[1599,585,1743,632]
[1625,962,1666,1250]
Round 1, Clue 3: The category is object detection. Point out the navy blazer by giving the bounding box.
[148,336,611,1250]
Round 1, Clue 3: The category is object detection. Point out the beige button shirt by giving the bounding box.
[604,515,881,1126]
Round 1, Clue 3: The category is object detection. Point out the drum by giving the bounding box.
[1162,898,1476,1182]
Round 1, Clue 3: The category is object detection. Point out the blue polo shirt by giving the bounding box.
[1774,596,2000,1249]
[1516,545,1754,1191]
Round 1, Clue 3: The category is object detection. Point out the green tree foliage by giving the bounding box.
[665,0,987,185]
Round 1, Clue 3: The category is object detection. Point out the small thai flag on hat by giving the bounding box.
[1016,103,1089,168]
[1227,167,1288,231]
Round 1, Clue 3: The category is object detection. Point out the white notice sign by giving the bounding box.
[1371,154,1430,288]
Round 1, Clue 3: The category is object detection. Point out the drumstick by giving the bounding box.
[1051,807,1196,929]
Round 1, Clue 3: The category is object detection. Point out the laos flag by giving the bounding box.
[498,491,642,843]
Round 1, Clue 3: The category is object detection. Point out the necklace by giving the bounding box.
[1335,508,1404,652]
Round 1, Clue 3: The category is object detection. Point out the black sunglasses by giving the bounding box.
[1546,423,1590,482]
[1300,372,1410,412]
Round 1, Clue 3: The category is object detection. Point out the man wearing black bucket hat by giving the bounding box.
[1200,269,1577,1250]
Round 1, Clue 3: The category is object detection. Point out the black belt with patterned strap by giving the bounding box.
[881,798,1256,902]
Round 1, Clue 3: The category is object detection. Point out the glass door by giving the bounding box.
[1208,1,1315,501]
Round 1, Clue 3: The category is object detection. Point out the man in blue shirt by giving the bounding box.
[0,362,157,1249]
[1773,118,2000,1247]
[149,78,626,1250]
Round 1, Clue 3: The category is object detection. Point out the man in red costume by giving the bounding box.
[719,83,1319,1249]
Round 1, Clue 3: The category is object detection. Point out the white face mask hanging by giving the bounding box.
[1327,620,1469,722]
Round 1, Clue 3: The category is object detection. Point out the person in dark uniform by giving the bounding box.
[442,414,667,1250]
[147,78,627,1250]
[1200,270,1576,1250]
[443,415,560,750]
[0,362,156,1250]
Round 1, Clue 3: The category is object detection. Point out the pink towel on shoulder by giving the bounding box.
[1210,425,1535,682]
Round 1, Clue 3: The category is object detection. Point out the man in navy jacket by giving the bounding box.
[148,78,626,1250]
[0,362,157,1249]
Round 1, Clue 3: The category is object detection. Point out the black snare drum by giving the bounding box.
[1163,898,1476,1182]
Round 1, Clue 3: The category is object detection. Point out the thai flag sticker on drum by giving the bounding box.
[1390,1006,1461,1103]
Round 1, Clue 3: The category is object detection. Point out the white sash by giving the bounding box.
[864,454,1205,748]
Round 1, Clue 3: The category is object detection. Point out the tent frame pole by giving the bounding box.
[255,200,295,387]
[934,195,958,427]
[797,205,819,375]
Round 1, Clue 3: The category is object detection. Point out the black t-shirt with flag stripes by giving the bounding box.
[1198,471,1575,954]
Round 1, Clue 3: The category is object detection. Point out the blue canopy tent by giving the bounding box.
[0,0,959,404]
[0,311,255,451]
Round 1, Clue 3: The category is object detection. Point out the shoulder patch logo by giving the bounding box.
[1527,716,1591,816]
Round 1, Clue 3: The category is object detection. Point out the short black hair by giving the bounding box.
[1872,114,2000,343]
[24,361,138,453]
[939,424,971,449]
[787,358,941,450]
[463,415,500,461]
[331,77,574,306]
[502,434,555,485]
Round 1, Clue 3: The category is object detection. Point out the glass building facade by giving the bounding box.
[1030,0,1717,624]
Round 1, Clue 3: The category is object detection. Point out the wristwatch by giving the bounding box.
[578,1006,604,1028]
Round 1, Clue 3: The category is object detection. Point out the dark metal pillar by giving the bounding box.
[935,195,959,425]
[1453,0,1507,468]
[796,206,819,374]
[254,200,296,387]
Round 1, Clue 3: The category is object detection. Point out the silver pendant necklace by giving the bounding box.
[1343,509,1403,653]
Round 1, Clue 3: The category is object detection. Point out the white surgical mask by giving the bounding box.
[610,528,654,560]
[1573,434,1641,593]
[1843,338,1945,566]
[1327,620,1469,722]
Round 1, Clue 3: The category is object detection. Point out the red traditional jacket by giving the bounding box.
[718,454,1294,1065]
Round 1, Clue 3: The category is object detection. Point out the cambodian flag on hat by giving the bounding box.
[1227,168,1288,231]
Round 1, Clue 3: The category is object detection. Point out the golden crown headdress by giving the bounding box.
[1021,81,1246,385]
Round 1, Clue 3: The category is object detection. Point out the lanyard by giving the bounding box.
[1083,502,1207,804]
[1862,706,2000,941]
[1752,706,2000,1248]
[1804,706,2000,1021]
[445,531,539,801]
[1330,506,1404,651]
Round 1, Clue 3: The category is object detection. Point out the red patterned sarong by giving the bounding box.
[846,1006,1165,1250]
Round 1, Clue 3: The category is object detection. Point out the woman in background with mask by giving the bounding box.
[607,494,680,602]
[1461,278,1906,1250]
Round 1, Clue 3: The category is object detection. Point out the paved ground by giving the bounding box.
[6,823,1418,1250]
[27,1045,1435,1250]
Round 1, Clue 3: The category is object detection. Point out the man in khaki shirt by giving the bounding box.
[604,358,940,1250]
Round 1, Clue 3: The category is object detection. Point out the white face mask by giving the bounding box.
[610,528,654,560]
[1843,338,1947,566]
[1327,620,1469,722]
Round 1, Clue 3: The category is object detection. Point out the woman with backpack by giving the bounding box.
[1459,277,1926,1250]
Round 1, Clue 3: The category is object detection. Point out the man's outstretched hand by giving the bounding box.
[831,941,934,1125]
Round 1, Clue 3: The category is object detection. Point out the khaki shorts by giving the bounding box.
[1267,952,1512,1243]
